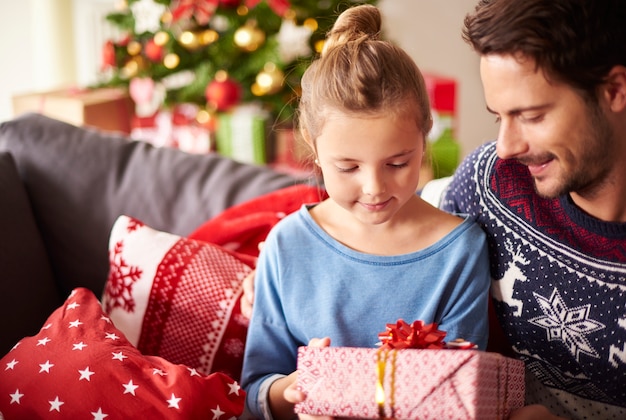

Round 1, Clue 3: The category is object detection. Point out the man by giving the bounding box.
[441,0,626,418]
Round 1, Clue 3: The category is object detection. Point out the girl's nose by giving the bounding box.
[361,169,386,196]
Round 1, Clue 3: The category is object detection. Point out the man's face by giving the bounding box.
[480,53,613,199]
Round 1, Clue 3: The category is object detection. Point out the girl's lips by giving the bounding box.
[360,198,391,211]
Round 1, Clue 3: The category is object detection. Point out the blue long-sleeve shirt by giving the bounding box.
[241,205,490,419]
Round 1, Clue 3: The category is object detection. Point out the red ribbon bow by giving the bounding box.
[171,0,219,26]
[378,319,447,350]
[378,319,477,350]
[245,0,291,17]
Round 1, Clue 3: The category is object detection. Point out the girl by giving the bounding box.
[241,5,490,419]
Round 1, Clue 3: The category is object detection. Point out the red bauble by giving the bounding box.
[205,74,242,111]
[101,40,116,69]
[220,0,241,7]
[144,39,164,62]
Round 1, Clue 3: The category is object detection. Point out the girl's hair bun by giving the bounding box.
[322,4,382,56]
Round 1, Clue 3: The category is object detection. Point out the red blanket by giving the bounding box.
[189,184,327,260]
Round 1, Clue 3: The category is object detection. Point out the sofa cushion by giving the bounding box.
[0,113,307,297]
[102,215,255,382]
[0,151,60,356]
[0,287,245,419]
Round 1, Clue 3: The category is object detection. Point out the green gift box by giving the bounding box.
[215,105,273,165]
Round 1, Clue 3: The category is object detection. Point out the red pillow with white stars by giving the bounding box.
[0,287,245,419]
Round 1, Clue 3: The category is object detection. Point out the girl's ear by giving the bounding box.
[300,128,316,153]
[604,65,626,112]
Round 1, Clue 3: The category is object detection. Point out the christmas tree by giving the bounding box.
[99,0,379,126]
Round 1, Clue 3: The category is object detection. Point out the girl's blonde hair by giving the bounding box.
[298,4,432,145]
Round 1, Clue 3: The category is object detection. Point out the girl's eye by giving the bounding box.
[336,166,357,173]
[494,116,502,124]
[389,162,409,169]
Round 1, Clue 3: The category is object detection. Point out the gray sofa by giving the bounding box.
[0,113,307,356]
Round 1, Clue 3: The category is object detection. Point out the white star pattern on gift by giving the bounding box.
[530,288,605,360]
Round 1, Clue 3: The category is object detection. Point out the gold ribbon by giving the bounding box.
[376,348,397,419]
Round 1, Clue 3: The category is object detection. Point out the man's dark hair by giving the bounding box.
[463,0,626,100]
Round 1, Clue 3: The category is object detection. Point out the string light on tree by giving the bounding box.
[253,62,284,96]
[234,20,266,52]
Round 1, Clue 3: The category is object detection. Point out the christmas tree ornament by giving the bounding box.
[220,0,241,8]
[129,77,167,117]
[199,29,219,46]
[153,31,170,46]
[145,39,164,61]
[234,21,265,52]
[178,30,201,50]
[303,18,318,32]
[253,62,284,96]
[101,41,117,69]
[205,70,242,111]
[122,56,146,78]
[131,0,167,34]
[277,19,313,63]
[314,40,325,54]
[127,40,143,56]
[196,108,218,131]
[164,53,181,69]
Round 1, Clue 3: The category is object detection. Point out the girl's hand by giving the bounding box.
[240,242,264,319]
[284,337,333,420]
[240,269,255,319]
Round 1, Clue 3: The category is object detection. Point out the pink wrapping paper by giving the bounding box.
[295,347,525,420]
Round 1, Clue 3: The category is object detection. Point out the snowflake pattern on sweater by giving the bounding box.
[441,142,626,418]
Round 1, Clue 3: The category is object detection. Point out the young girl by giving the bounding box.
[241,5,490,419]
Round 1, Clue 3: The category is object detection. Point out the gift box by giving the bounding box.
[422,73,460,179]
[12,87,133,134]
[130,104,213,154]
[215,104,273,165]
[295,347,525,420]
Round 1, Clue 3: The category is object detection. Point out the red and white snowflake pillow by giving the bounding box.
[0,287,245,419]
[102,215,254,382]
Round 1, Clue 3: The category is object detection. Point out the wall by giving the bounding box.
[0,0,497,157]
[379,0,497,155]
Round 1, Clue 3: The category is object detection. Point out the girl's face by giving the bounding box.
[314,110,425,226]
